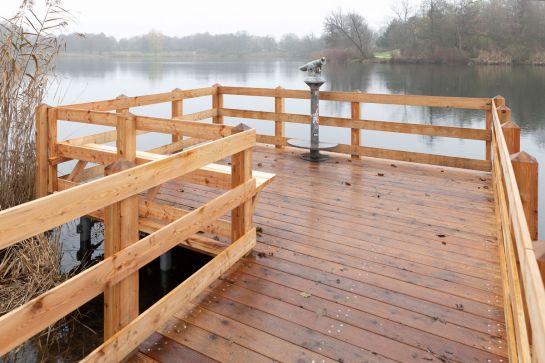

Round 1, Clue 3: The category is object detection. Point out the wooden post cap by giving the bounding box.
[494,95,506,107]
[511,150,538,164]
[497,105,511,123]
[502,121,521,154]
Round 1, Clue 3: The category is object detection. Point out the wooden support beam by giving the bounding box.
[67,160,88,182]
[511,151,539,241]
[171,88,183,143]
[212,83,223,124]
[35,104,49,198]
[103,110,139,340]
[231,124,253,242]
[502,121,521,155]
[274,86,285,149]
[351,91,361,160]
[47,107,58,194]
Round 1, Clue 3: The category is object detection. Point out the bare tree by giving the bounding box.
[324,9,374,59]
[392,0,413,23]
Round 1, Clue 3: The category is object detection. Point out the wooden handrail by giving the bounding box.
[219,108,491,141]
[56,108,232,140]
[218,86,492,110]
[0,128,255,249]
[59,86,216,111]
[491,100,545,362]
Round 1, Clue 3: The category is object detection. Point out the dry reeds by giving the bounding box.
[0,233,63,316]
[0,0,67,210]
[0,1,76,361]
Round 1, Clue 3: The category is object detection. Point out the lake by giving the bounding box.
[47,57,545,264]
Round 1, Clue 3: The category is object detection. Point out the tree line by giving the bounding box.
[58,31,324,59]
[58,0,545,64]
[378,0,545,64]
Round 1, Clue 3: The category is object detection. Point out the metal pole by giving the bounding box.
[76,217,93,264]
[160,252,172,271]
[309,82,322,161]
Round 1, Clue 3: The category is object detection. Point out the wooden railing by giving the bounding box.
[1,85,544,361]
[491,99,545,362]
[0,92,276,362]
[217,86,493,171]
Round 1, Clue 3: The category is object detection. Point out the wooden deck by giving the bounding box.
[136,144,506,363]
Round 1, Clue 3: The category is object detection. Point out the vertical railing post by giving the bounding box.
[511,151,539,241]
[212,83,223,124]
[47,107,58,194]
[485,107,492,161]
[231,124,253,242]
[171,88,183,143]
[351,91,361,159]
[35,104,49,198]
[502,121,521,155]
[275,86,285,148]
[104,101,139,339]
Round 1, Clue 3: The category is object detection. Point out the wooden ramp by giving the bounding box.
[135,145,506,363]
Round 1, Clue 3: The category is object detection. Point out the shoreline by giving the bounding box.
[58,52,545,67]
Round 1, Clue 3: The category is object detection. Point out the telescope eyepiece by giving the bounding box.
[299,57,327,76]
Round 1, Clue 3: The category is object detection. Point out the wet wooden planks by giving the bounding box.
[137,145,507,363]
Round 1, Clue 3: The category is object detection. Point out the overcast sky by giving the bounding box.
[1,0,421,39]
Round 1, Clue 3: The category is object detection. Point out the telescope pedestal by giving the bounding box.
[287,139,337,162]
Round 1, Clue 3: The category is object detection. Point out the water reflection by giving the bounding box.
[49,58,545,236]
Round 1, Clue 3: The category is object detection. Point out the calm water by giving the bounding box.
[48,58,545,253]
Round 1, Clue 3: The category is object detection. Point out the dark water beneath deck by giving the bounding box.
[46,58,545,260]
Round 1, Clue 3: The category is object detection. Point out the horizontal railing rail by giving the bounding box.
[218,86,492,110]
[491,100,545,362]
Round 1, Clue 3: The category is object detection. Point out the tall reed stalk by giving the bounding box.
[0,1,73,360]
[0,0,67,209]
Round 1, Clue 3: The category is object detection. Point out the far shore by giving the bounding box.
[58,51,545,67]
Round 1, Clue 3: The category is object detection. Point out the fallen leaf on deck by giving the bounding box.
[300,292,312,298]
[316,308,327,317]
[390,164,397,168]
[377,173,384,177]
[437,234,446,238]
[343,181,352,186]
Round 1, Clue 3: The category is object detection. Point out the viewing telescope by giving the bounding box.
[287,57,337,162]
[299,57,326,77]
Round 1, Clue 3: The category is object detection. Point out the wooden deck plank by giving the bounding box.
[138,145,507,363]
[218,270,504,363]
[156,186,502,277]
